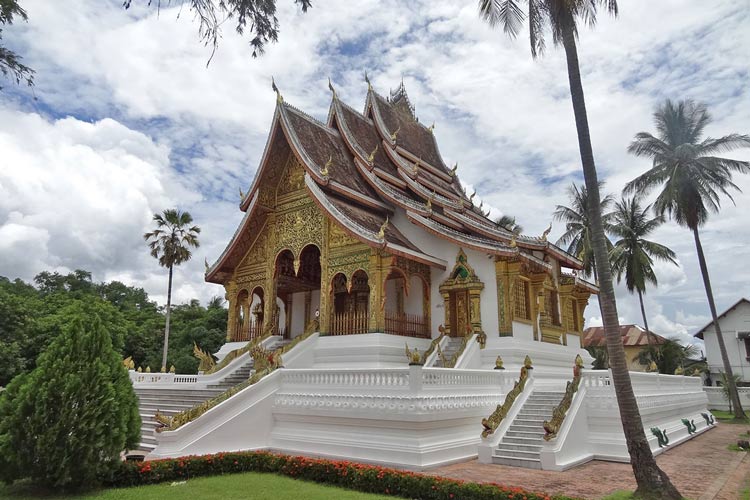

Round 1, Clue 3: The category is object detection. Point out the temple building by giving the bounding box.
[206,80,597,346]
[132,80,712,470]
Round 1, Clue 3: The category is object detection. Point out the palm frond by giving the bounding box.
[478,0,525,36]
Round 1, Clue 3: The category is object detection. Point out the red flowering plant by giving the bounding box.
[104,450,571,500]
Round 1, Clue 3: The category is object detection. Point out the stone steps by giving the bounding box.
[491,390,563,469]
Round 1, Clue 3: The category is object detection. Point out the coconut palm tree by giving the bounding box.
[609,195,677,345]
[636,338,700,375]
[478,2,681,497]
[144,209,201,372]
[495,214,524,235]
[553,182,614,280]
[626,99,750,420]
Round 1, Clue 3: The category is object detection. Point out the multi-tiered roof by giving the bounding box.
[206,80,588,285]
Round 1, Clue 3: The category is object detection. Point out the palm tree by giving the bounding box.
[626,99,750,421]
[553,183,614,280]
[478,2,682,497]
[609,195,678,345]
[495,214,524,235]
[144,209,201,372]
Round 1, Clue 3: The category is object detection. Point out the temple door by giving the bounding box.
[449,290,470,337]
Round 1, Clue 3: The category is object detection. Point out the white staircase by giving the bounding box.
[491,390,563,469]
[131,338,289,455]
[433,337,463,367]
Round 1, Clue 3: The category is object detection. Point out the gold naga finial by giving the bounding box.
[390,125,401,142]
[450,163,458,177]
[377,216,389,240]
[479,199,484,210]
[425,191,435,212]
[428,121,435,134]
[122,356,135,370]
[204,257,210,273]
[405,343,422,365]
[541,222,552,242]
[523,355,533,370]
[510,234,517,248]
[364,71,372,91]
[272,77,283,103]
[495,356,504,370]
[469,190,476,203]
[328,77,336,97]
[239,187,245,200]
[368,144,379,163]
[321,155,332,177]
[575,353,584,368]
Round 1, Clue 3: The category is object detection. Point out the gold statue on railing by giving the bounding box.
[122,356,135,370]
[193,343,216,372]
[481,358,532,438]
[405,343,422,365]
[543,354,583,441]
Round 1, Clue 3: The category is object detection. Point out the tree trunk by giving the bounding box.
[638,289,652,347]
[693,227,746,419]
[161,264,173,373]
[560,18,681,499]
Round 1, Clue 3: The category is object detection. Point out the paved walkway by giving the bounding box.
[428,423,749,499]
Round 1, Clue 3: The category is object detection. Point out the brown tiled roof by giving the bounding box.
[582,325,667,348]
[283,105,379,200]
[370,92,448,172]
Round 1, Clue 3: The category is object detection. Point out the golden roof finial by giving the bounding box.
[378,216,389,240]
[510,234,517,248]
[479,200,484,210]
[469,190,476,203]
[428,121,435,134]
[368,144,379,164]
[426,191,435,212]
[390,125,401,142]
[450,163,458,177]
[239,187,245,199]
[541,222,552,242]
[328,77,336,97]
[321,155,332,177]
[271,77,283,104]
[364,71,372,91]
[204,257,209,273]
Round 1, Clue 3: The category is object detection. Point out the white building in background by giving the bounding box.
[695,297,750,385]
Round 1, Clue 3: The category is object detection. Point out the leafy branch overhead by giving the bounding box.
[0,0,35,88]
[124,0,312,60]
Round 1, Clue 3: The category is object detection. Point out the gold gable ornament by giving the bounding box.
[405,343,423,365]
[321,155,332,178]
[450,163,458,177]
[368,144,379,164]
[377,216,389,241]
[541,223,552,242]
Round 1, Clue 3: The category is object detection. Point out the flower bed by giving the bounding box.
[105,451,574,500]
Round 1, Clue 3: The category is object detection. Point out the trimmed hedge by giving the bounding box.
[105,451,576,500]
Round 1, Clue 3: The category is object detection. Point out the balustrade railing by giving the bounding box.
[330,309,369,335]
[384,311,430,338]
[231,321,263,342]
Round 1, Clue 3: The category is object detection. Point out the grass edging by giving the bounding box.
[105,451,576,500]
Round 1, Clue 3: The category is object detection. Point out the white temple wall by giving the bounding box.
[390,209,499,338]
[290,291,306,338]
[405,275,424,315]
[385,278,399,312]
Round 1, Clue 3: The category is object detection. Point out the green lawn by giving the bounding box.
[0,472,393,500]
[711,410,750,423]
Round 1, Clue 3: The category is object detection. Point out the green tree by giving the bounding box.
[0,0,34,89]
[626,99,750,420]
[609,195,677,344]
[0,308,140,490]
[553,183,614,280]
[144,209,201,372]
[478,1,681,497]
[495,214,524,235]
[636,338,700,375]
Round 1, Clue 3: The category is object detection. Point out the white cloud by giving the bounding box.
[0,0,748,332]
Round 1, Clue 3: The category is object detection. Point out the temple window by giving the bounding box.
[514,278,531,321]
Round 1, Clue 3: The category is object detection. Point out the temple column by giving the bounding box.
[529,273,547,342]
[559,284,575,346]
[242,300,251,338]
[304,290,312,328]
[368,250,385,332]
[441,291,451,336]
[285,293,293,338]
[495,260,520,336]
[224,280,238,341]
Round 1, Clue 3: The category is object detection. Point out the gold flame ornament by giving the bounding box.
[321,155,332,177]
[368,144,379,163]
[377,216,389,240]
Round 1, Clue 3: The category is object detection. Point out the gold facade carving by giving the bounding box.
[329,222,360,248]
[277,156,306,196]
[439,249,484,337]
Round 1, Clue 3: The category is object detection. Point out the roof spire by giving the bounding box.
[272,77,283,104]
[364,71,372,91]
[328,77,336,98]
[450,163,458,177]
[367,144,379,164]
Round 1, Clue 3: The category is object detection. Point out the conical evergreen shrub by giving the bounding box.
[0,306,140,490]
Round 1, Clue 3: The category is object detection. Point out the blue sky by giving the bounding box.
[1,0,749,347]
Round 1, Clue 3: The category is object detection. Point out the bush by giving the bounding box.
[0,307,141,491]
[104,451,573,500]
